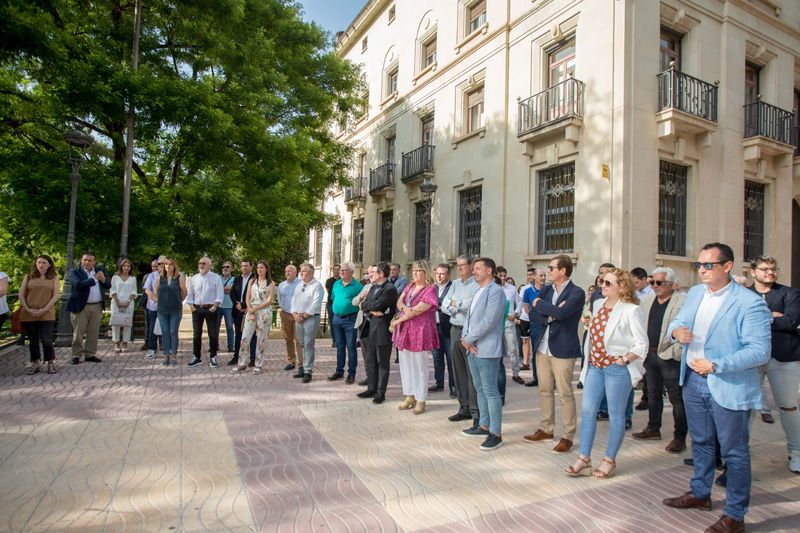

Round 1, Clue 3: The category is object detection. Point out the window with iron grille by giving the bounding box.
[332,224,342,265]
[459,187,482,256]
[352,219,364,264]
[314,229,324,266]
[538,163,575,254]
[658,160,688,256]
[414,202,431,260]
[743,181,765,262]
[380,211,393,262]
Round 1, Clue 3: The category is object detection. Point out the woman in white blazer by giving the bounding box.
[565,269,648,478]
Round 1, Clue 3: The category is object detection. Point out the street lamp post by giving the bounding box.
[55,129,94,347]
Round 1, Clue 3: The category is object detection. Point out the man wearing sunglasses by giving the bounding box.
[632,267,687,454]
[662,243,771,533]
[747,256,800,474]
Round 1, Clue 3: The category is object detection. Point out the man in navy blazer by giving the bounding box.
[663,243,771,533]
[67,251,111,364]
[523,254,585,454]
[460,257,507,451]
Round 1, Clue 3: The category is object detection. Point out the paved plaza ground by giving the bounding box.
[0,329,798,532]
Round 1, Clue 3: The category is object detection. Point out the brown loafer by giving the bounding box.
[552,438,573,454]
[662,491,712,511]
[705,515,744,533]
[523,430,553,443]
[665,438,687,453]
[632,428,662,440]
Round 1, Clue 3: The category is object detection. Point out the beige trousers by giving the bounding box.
[536,351,578,440]
[280,310,303,366]
[71,303,103,359]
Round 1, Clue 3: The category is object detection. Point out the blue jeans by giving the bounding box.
[217,307,234,351]
[579,363,632,459]
[497,356,506,400]
[684,370,752,522]
[432,321,453,390]
[158,312,182,356]
[599,388,634,420]
[468,355,503,436]
[145,309,158,351]
[332,313,358,377]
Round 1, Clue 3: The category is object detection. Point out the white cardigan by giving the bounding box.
[580,299,649,386]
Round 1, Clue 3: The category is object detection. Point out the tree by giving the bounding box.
[0,0,361,283]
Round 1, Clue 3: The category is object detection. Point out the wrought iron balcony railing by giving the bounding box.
[518,78,584,137]
[401,145,434,183]
[369,162,395,194]
[657,67,718,122]
[344,176,366,203]
[744,101,795,145]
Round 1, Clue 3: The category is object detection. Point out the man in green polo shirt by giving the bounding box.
[328,261,364,384]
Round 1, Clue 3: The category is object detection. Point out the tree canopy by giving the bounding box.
[0,0,361,283]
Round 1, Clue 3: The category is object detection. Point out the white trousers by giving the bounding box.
[399,349,430,401]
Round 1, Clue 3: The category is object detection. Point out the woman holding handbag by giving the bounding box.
[19,255,60,374]
[110,258,138,353]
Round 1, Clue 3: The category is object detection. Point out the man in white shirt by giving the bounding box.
[277,264,303,371]
[142,256,164,358]
[186,256,224,368]
[291,263,324,383]
[67,251,112,365]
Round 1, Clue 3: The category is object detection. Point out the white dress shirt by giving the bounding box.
[637,284,655,298]
[86,269,103,303]
[187,271,224,306]
[517,283,532,320]
[684,280,734,366]
[291,278,324,315]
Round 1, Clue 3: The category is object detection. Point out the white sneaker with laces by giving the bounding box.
[145,350,155,359]
[790,455,800,474]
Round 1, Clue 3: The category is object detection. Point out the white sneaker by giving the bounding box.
[790,455,800,474]
[145,350,155,359]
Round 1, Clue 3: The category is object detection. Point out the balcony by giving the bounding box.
[656,68,718,139]
[517,78,584,144]
[742,101,796,163]
[401,145,434,184]
[369,162,395,196]
[344,176,366,208]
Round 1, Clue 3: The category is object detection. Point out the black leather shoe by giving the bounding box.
[512,376,525,385]
[248,360,255,368]
[524,379,538,387]
[302,373,312,383]
[358,379,368,386]
[448,412,472,422]
[372,394,385,404]
[428,385,444,393]
[715,468,728,488]
[357,390,375,398]
[345,375,355,384]
[293,371,304,378]
[328,372,343,381]
[227,358,239,366]
[597,411,609,420]
[449,389,457,398]
[283,363,295,371]
[84,356,102,363]
[70,357,80,365]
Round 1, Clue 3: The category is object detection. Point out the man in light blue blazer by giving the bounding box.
[461,257,507,451]
[662,243,771,533]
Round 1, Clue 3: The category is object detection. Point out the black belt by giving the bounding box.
[195,304,215,309]
[452,325,463,330]
[337,312,358,319]
[86,301,102,305]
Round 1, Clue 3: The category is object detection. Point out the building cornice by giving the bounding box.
[335,0,392,55]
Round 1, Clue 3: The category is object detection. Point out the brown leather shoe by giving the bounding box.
[662,491,712,511]
[705,515,745,533]
[552,438,573,454]
[665,438,687,453]
[523,430,553,443]
[632,428,662,440]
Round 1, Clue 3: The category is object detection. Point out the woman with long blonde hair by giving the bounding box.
[153,257,188,365]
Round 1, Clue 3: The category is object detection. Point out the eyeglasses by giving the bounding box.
[693,261,726,270]
[157,263,163,266]
[547,266,560,271]
[223,265,232,269]
[649,280,665,286]
[754,267,779,273]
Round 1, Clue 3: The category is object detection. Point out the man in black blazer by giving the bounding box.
[523,254,585,454]
[67,251,112,364]
[228,259,257,366]
[356,262,398,404]
[429,263,454,395]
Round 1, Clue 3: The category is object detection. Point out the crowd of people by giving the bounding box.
[2,241,798,533]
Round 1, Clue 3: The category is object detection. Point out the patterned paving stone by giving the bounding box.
[0,332,798,532]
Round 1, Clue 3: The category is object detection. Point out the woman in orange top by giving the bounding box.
[19,255,60,374]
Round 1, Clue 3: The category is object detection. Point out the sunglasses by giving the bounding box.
[547,266,560,271]
[223,265,232,269]
[649,280,665,286]
[693,261,726,270]
[600,279,614,287]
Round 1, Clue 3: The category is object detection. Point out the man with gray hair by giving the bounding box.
[632,266,688,453]
[292,263,324,383]
[187,256,224,368]
[328,261,363,383]
[444,254,480,423]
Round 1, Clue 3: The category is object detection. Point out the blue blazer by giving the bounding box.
[530,280,585,358]
[667,280,772,411]
[462,282,506,358]
[66,266,111,313]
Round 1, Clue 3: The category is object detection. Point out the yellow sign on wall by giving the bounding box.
[601,164,609,179]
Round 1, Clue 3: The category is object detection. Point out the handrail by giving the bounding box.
[744,100,796,145]
[518,78,584,137]
[401,145,435,182]
[369,162,395,193]
[657,67,718,122]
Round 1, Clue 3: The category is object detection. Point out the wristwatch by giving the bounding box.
[623,358,631,366]
[711,363,718,373]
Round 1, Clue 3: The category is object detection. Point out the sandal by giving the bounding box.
[230,365,246,374]
[26,363,41,375]
[565,455,592,477]
[47,362,57,374]
[398,396,417,410]
[592,457,616,479]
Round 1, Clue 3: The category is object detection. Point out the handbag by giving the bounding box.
[153,316,163,336]
[109,310,133,327]
[10,308,23,334]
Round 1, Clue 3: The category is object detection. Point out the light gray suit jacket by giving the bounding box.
[462,282,506,358]
[640,292,685,361]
